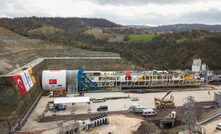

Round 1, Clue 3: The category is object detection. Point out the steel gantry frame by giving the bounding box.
[78,68,100,93]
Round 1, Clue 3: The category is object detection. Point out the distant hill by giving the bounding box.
[0,17,154,43]
[127,25,152,29]
[0,17,119,34]
[0,17,220,70]
[128,24,221,32]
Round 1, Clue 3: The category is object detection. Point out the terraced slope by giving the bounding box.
[0,26,119,74]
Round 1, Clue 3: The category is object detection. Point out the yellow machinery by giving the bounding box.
[74,92,84,96]
[154,91,175,108]
[185,76,193,80]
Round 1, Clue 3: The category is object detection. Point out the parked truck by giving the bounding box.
[129,105,146,113]
[49,104,66,111]
[129,105,157,117]
[143,109,157,116]
[55,104,66,111]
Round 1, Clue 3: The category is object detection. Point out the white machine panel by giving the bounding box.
[132,75,137,82]
[42,70,66,90]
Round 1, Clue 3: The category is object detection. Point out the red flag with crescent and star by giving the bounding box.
[49,79,57,84]
[12,75,27,96]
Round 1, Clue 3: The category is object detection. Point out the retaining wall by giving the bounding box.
[0,59,44,133]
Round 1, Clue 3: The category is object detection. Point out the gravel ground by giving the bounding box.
[44,87,219,117]
[20,85,221,134]
[88,115,142,134]
[202,115,221,134]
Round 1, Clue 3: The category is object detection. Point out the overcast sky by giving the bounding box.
[0,0,221,26]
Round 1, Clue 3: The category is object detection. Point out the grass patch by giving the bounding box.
[28,26,64,35]
[129,34,156,43]
[84,27,112,40]
[0,26,17,35]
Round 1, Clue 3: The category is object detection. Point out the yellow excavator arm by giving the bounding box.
[159,91,172,106]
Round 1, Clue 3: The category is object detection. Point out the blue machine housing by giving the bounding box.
[78,67,101,93]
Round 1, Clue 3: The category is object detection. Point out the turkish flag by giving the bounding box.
[12,75,27,96]
[49,79,57,84]
[126,70,131,79]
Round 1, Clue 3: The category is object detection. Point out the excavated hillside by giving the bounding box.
[0,26,127,74]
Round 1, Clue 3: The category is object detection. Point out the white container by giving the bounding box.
[42,70,66,90]
[202,63,207,71]
[193,59,202,66]
[192,65,201,72]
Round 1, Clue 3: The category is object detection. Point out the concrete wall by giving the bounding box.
[0,76,19,133]
[0,59,45,134]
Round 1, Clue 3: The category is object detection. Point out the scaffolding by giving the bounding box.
[82,70,203,90]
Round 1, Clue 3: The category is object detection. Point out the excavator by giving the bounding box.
[154,91,175,108]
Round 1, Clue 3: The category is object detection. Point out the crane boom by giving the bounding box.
[154,91,175,108]
[160,91,172,102]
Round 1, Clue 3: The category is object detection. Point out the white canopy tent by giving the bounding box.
[54,97,90,104]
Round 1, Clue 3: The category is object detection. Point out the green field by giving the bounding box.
[129,34,156,43]
[28,26,64,35]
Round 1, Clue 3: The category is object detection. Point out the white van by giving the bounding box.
[216,122,221,130]
[93,98,105,103]
[143,109,157,116]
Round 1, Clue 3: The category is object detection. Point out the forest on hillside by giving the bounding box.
[78,30,221,70]
[0,17,220,70]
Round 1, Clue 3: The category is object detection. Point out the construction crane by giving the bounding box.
[154,91,175,108]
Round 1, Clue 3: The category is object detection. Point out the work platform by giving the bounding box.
[42,69,203,94]
[83,70,203,90]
